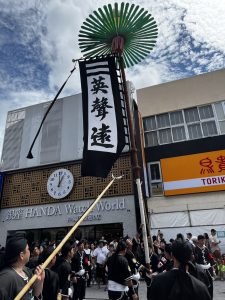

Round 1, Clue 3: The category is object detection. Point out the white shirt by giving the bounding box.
[93,246,109,264]
[209,234,220,252]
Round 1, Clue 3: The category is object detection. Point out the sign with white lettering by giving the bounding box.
[0,196,137,248]
[161,150,225,196]
[2,198,126,223]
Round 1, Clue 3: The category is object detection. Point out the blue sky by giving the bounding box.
[0,0,225,158]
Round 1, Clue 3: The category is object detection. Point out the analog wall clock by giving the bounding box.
[47,168,74,199]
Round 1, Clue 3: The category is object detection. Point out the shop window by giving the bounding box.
[184,107,200,123]
[143,102,221,147]
[145,131,158,147]
[187,123,202,139]
[215,101,225,134]
[156,113,170,128]
[172,126,186,141]
[199,105,214,119]
[158,128,172,144]
[143,116,156,131]
[148,162,164,196]
[170,110,184,125]
[202,121,217,137]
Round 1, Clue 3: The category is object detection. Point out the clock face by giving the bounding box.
[47,169,74,199]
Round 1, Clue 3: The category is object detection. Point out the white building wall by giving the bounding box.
[137,68,225,117]
[137,69,225,239]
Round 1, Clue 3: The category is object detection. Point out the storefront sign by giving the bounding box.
[2,198,126,223]
[161,150,225,196]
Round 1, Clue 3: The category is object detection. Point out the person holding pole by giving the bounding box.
[0,231,44,300]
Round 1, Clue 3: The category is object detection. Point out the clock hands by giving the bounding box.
[57,173,64,187]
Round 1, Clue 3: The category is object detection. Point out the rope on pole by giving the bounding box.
[14,174,122,300]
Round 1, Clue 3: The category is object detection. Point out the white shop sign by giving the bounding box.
[2,198,126,223]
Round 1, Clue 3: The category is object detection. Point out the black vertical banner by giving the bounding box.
[79,56,126,178]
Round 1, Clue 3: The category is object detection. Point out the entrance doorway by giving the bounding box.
[22,223,123,245]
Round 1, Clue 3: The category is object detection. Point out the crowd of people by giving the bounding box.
[0,227,224,300]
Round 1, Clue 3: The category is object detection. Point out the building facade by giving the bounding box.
[0,93,137,246]
[1,69,225,249]
[137,68,225,251]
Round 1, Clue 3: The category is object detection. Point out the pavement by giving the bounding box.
[85,279,225,299]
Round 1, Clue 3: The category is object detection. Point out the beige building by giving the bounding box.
[137,68,225,249]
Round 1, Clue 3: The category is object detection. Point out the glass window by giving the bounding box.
[148,162,163,196]
[184,107,199,123]
[149,163,161,181]
[219,120,225,134]
[156,113,170,128]
[172,126,186,141]
[143,116,156,131]
[188,123,202,139]
[202,121,217,137]
[145,131,158,147]
[158,128,172,144]
[199,105,214,119]
[215,102,225,120]
[170,111,184,125]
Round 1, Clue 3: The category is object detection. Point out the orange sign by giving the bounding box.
[161,150,225,196]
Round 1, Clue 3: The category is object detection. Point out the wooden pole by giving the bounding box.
[118,56,150,266]
[15,175,121,300]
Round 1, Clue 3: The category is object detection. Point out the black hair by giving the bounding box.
[171,240,192,267]
[176,233,185,242]
[115,240,127,254]
[165,243,172,255]
[197,235,205,241]
[38,246,55,264]
[61,242,73,258]
[204,233,209,239]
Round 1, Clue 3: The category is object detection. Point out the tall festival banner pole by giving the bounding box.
[119,56,150,265]
[78,2,158,266]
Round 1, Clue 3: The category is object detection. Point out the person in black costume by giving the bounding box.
[149,240,211,300]
[56,241,75,300]
[125,238,144,296]
[163,243,174,271]
[107,240,138,300]
[38,246,59,300]
[71,240,88,300]
[0,231,44,300]
[194,234,215,299]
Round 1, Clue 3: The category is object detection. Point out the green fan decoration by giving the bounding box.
[78,2,158,68]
